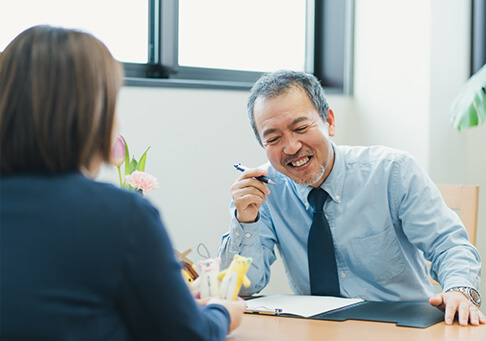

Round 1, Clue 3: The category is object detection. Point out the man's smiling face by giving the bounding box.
[254,86,335,187]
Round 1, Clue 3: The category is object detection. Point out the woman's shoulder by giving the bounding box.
[83,176,158,215]
[2,173,158,220]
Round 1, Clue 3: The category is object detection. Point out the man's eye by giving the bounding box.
[266,136,281,144]
[295,126,309,132]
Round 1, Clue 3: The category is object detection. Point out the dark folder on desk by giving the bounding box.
[246,295,444,328]
[305,301,444,328]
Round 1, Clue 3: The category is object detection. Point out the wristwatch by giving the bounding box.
[445,286,482,308]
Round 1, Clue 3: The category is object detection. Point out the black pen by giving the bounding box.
[234,163,276,185]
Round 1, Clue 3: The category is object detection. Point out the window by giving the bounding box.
[0,0,148,63]
[1,0,354,92]
[178,0,307,72]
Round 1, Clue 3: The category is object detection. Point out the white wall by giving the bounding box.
[99,87,263,257]
[99,0,486,309]
[352,0,431,168]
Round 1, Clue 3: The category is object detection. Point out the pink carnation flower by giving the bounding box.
[125,171,159,195]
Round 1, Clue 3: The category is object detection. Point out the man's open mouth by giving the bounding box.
[289,156,311,167]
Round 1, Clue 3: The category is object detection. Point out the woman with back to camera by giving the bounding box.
[0,25,244,340]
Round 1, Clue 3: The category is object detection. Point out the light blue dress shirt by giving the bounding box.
[218,144,481,301]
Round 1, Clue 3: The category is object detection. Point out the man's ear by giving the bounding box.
[326,109,336,137]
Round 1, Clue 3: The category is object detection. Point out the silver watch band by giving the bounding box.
[445,286,481,308]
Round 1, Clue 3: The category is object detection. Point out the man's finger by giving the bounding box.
[479,310,486,324]
[468,305,480,326]
[429,294,445,310]
[457,302,470,326]
[444,299,458,325]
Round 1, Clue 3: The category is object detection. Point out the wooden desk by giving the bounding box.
[228,314,486,341]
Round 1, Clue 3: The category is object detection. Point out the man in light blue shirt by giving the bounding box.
[218,70,485,326]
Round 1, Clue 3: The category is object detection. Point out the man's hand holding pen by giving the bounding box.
[231,166,272,223]
[234,164,276,185]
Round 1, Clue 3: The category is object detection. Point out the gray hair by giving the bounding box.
[247,70,329,146]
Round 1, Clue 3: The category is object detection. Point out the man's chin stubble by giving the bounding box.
[292,165,326,186]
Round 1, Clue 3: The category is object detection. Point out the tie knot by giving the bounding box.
[308,188,328,213]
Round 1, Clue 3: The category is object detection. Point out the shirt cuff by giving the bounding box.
[442,276,479,292]
[230,210,261,246]
[204,304,231,336]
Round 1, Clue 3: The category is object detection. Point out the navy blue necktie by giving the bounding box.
[307,188,340,296]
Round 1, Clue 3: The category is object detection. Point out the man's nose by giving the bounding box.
[283,134,302,155]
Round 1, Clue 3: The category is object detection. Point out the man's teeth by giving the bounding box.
[292,157,310,167]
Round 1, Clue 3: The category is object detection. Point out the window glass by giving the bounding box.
[0,0,148,63]
[178,0,307,72]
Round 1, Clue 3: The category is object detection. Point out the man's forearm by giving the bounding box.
[217,216,272,296]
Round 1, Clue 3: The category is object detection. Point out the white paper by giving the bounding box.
[245,294,364,318]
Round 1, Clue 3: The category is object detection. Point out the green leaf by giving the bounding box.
[450,64,486,131]
[128,157,138,174]
[121,183,138,193]
[136,147,151,171]
[476,86,486,123]
[122,137,130,177]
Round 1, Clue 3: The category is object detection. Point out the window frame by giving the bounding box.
[471,0,485,75]
[124,0,354,93]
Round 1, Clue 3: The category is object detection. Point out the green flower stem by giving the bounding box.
[117,166,123,187]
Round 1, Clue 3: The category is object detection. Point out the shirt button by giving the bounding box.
[341,272,346,279]
[335,195,340,201]
[235,231,240,237]
[245,233,251,238]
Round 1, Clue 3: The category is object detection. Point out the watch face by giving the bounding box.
[470,289,480,303]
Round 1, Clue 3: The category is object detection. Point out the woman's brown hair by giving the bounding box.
[0,25,124,174]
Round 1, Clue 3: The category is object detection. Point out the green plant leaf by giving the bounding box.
[137,147,151,171]
[122,136,130,177]
[128,157,138,174]
[451,64,486,131]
